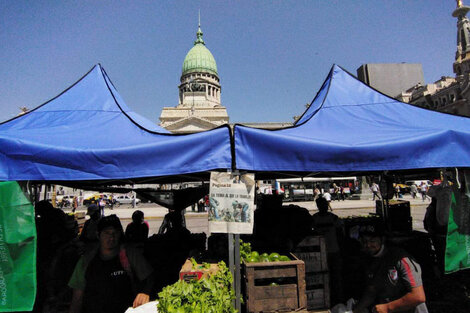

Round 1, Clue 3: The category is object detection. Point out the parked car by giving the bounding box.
[405,180,433,188]
[114,195,141,205]
[83,193,110,206]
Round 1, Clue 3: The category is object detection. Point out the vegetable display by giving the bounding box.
[157,260,236,313]
[240,239,291,263]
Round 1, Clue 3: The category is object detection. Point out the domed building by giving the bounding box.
[159,23,229,133]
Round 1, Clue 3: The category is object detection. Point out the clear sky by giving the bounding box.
[0,0,458,124]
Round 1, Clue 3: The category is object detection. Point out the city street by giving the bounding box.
[68,194,430,236]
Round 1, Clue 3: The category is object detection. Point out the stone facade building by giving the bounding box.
[159,23,293,133]
[396,0,470,117]
[159,23,229,133]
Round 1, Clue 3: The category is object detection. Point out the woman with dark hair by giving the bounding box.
[125,210,149,243]
[69,215,154,313]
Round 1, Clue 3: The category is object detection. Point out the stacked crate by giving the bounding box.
[243,254,306,313]
[376,200,412,233]
[293,236,330,310]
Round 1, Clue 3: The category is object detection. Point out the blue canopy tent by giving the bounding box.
[234,64,470,178]
[0,64,232,185]
[0,65,233,312]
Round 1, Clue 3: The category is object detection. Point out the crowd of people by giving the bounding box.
[33,201,192,313]
[313,183,349,202]
[370,181,432,202]
[33,186,434,313]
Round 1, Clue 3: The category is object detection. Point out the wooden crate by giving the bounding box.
[293,236,328,273]
[243,255,306,313]
[305,272,330,310]
[293,236,330,310]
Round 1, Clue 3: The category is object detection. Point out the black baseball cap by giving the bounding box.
[86,204,99,215]
[97,214,123,233]
[358,221,385,237]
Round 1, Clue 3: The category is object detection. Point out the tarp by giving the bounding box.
[234,64,470,175]
[0,65,232,183]
[0,181,36,312]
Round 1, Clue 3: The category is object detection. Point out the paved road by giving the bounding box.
[68,194,430,235]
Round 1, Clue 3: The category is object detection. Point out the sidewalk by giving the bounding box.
[69,204,206,220]
[69,205,169,220]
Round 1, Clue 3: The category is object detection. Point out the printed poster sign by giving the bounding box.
[208,172,255,234]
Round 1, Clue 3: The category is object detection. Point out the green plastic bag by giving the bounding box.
[445,171,470,274]
[0,181,36,312]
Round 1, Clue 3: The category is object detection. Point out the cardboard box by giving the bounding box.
[179,259,219,282]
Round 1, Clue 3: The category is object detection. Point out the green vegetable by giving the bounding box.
[239,239,252,264]
[158,260,237,313]
[260,256,270,262]
[239,240,291,264]
[190,258,198,269]
[269,253,280,262]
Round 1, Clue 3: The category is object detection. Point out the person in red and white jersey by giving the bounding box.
[353,223,428,313]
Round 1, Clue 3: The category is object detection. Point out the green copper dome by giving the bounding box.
[182,25,218,76]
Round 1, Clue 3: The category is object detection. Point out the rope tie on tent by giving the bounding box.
[456,168,461,189]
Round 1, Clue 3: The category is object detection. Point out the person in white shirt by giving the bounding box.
[420,183,430,202]
[370,183,381,201]
[323,191,332,210]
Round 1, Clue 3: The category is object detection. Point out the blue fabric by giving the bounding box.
[0,65,232,181]
[234,65,470,173]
